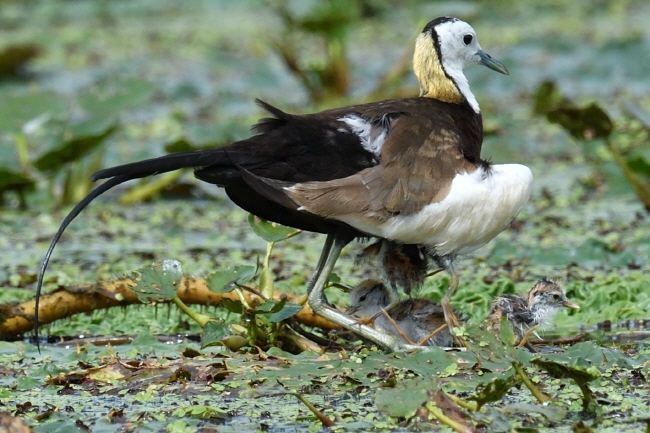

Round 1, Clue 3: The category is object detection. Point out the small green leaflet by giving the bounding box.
[130,259,183,303]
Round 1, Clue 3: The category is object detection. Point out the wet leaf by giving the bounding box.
[375,381,429,418]
[129,260,183,303]
[201,320,230,348]
[532,80,568,116]
[503,403,567,422]
[171,405,226,419]
[399,347,456,376]
[0,90,67,133]
[532,356,600,383]
[626,155,650,176]
[253,299,287,314]
[623,101,650,131]
[206,265,257,294]
[532,352,601,413]
[78,77,156,119]
[547,103,613,140]
[220,298,243,314]
[469,370,521,410]
[248,214,300,243]
[164,137,196,153]
[428,389,475,433]
[0,168,34,196]
[0,44,40,77]
[32,117,117,172]
[268,302,303,323]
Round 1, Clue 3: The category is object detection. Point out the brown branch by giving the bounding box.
[0,277,340,338]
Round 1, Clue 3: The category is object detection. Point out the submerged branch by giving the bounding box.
[0,277,339,338]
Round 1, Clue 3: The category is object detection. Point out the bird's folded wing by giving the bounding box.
[284,114,478,222]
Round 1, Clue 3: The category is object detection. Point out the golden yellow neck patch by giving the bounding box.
[413,34,464,104]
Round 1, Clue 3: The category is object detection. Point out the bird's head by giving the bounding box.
[527,279,580,325]
[346,279,392,318]
[414,17,509,111]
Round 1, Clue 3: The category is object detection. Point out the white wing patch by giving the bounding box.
[338,115,388,157]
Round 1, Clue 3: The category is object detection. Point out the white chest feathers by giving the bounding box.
[351,164,533,256]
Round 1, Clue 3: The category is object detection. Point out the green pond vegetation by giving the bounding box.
[0,0,649,431]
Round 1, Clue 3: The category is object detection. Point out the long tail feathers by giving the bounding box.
[91,151,212,181]
[34,174,140,351]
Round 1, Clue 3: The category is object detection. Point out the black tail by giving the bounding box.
[33,149,222,352]
[34,175,130,350]
[91,149,224,181]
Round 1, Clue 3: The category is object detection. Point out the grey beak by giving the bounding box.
[477,50,509,75]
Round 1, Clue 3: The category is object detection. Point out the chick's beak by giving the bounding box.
[563,300,580,310]
[477,50,509,75]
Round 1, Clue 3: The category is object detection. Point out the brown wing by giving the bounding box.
[284,113,478,225]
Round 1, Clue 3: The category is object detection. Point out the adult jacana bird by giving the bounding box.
[35,17,533,351]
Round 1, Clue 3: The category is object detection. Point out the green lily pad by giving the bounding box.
[503,403,567,422]
[0,90,67,133]
[375,381,429,418]
[78,77,156,120]
[130,259,184,303]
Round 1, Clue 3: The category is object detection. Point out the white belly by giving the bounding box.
[343,164,533,256]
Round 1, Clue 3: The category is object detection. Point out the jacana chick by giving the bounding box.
[346,280,454,347]
[487,279,579,350]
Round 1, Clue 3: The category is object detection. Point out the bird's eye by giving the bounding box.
[463,34,473,45]
[552,294,560,300]
[359,295,367,302]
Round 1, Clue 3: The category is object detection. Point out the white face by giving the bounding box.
[434,20,483,73]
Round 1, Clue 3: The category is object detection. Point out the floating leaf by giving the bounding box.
[129,260,183,303]
[78,77,156,120]
[532,354,601,413]
[547,103,613,140]
[375,381,429,418]
[248,214,300,243]
[33,117,117,172]
[0,90,67,133]
[469,370,521,410]
[503,403,567,422]
[206,265,257,294]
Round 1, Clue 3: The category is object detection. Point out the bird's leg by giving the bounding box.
[517,326,539,353]
[306,233,334,294]
[307,232,413,352]
[378,308,417,345]
[416,323,449,346]
[438,256,467,348]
